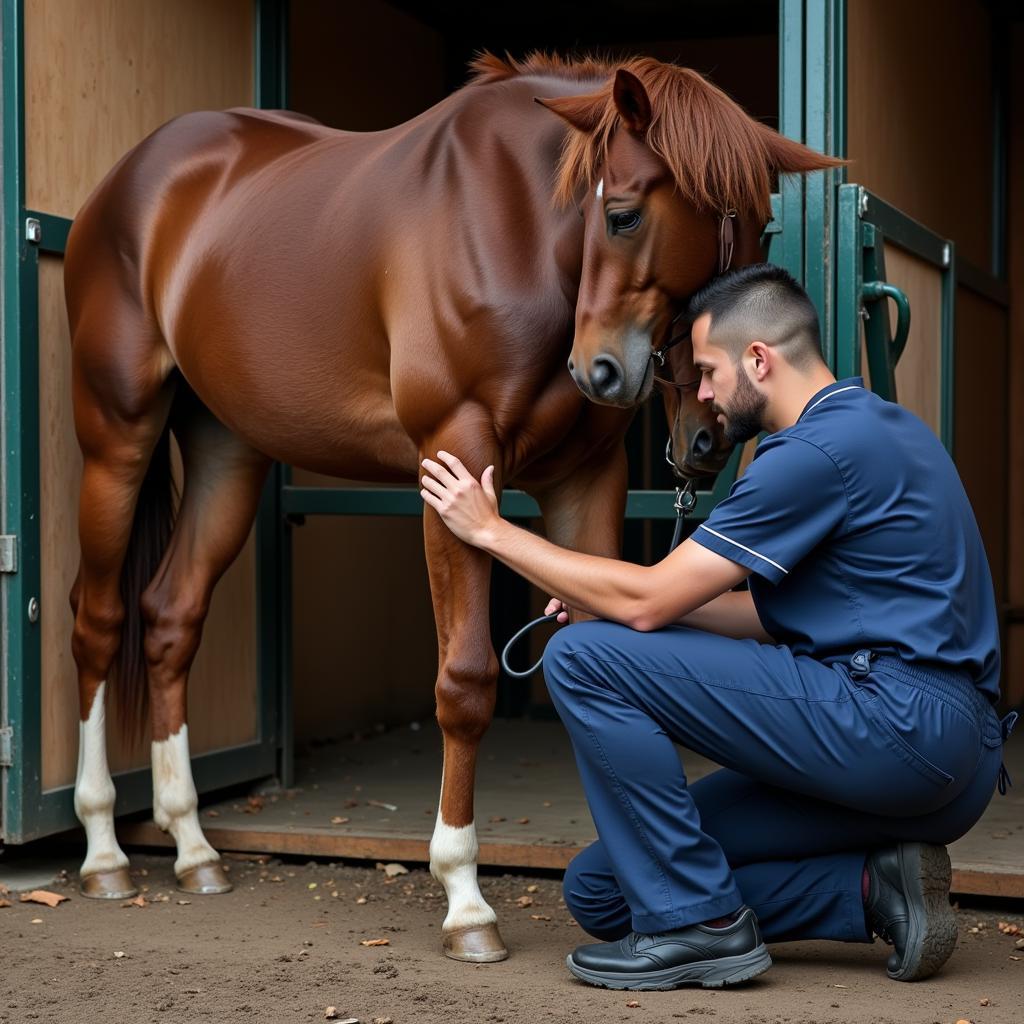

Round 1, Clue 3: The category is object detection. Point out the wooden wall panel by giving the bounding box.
[847,0,993,269]
[954,288,1009,604]
[25,0,253,218]
[30,0,258,789]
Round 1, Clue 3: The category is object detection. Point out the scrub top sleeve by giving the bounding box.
[692,436,849,584]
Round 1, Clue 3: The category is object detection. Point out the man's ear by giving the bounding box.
[749,341,772,381]
[535,91,605,133]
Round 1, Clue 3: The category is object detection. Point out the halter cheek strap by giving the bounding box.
[652,208,738,368]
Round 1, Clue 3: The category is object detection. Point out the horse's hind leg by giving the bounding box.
[141,393,270,894]
[71,317,177,899]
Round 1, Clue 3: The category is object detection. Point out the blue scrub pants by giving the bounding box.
[541,621,1005,944]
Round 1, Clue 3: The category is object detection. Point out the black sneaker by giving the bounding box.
[865,842,958,981]
[566,906,771,990]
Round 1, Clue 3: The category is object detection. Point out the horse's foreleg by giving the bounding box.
[422,450,506,962]
[141,407,270,894]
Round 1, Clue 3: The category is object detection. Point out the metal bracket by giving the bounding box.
[0,535,17,573]
[0,727,12,767]
[24,217,41,244]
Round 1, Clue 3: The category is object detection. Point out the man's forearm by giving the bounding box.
[678,591,775,643]
[477,518,652,627]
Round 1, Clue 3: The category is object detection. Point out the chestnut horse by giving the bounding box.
[64,52,837,961]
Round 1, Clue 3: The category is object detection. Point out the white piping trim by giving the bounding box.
[698,524,789,575]
[802,385,863,417]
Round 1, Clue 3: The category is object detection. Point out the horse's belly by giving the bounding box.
[173,335,419,482]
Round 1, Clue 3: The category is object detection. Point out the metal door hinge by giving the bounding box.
[0,535,16,573]
[0,727,12,767]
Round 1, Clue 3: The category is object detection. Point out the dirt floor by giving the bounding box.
[1,850,1021,1024]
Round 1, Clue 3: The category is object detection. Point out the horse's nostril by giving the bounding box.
[691,427,713,461]
[591,355,623,399]
[567,357,575,373]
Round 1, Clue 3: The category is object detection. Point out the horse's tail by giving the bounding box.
[110,426,177,745]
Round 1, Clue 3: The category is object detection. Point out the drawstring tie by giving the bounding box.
[997,710,1018,796]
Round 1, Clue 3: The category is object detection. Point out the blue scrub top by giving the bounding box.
[692,377,1001,704]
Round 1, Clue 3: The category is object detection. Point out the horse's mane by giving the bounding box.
[468,51,782,221]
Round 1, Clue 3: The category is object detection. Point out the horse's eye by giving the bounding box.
[609,210,642,234]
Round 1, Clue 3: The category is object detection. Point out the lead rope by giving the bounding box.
[499,480,697,679]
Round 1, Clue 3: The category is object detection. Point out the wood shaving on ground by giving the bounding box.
[367,800,398,812]
[330,816,350,825]
[19,890,68,908]
[360,938,390,947]
[376,862,408,877]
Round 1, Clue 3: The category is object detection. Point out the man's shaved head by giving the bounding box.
[687,263,823,370]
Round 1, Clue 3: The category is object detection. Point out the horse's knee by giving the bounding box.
[434,652,499,742]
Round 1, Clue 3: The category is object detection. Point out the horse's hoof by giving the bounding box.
[80,868,137,900]
[176,861,233,895]
[442,923,509,963]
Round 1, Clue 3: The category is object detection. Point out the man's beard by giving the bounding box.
[715,364,767,444]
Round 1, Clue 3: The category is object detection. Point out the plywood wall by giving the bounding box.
[27,0,258,789]
[847,0,994,270]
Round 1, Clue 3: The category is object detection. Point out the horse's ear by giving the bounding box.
[757,124,848,175]
[535,91,606,134]
[612,69,652,134]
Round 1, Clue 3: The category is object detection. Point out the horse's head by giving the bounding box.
[538,58,842,477]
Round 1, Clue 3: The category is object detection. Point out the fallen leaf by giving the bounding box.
[626,1000,640,1008]
[527,884,539,893]
[367,800,398,812]
[360,938,390,947]
[516,817,530,825]
[530,914,552,921]
[377,862,408,878]
[324,1009,338,1021]
[330,816,350,825]
[19,890,68,908]
[122,895,146,909]
[515,895,534,908]
[308,883,318,890]
[356,896,367,905]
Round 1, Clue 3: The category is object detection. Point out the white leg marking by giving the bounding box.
[429,814,497,932]
[74,681,130,876]
[151,724,220,876]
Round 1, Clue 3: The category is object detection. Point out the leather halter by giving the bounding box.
[651,209,737,370]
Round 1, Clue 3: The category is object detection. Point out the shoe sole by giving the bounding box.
[889,842,957,982]
[566,944,772,991]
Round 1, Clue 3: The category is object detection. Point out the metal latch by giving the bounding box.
[0,726,12,767]
[0,535,16,573]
